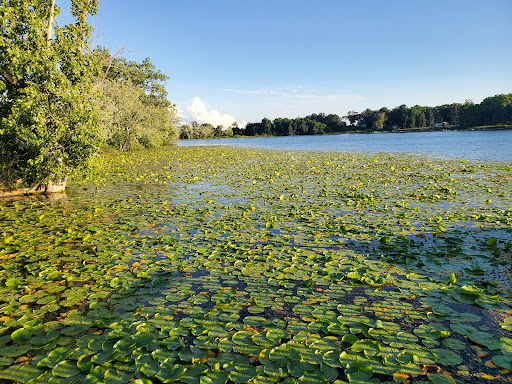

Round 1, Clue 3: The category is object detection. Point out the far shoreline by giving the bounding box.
[178,124,512,141]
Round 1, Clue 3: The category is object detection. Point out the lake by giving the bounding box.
[3,144,512,383]
[178,129,512,161]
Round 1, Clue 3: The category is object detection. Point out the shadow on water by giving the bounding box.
[1,210,510,382]
[345,227,512,291]
[97,217,512,383]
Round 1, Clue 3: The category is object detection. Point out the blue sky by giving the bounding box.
[86,0,511,126]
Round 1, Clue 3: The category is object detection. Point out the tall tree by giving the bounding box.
[97,48,172,109]
[179,124,194,139]
[196,123,214,139]
[425,107,435,127]
[261,118,273,135]
[1,0,101,189]
[388,105,409,129]
[94,52,179,150]
[373,112,386,130]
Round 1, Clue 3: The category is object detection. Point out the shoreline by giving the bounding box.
[179,125,512,140]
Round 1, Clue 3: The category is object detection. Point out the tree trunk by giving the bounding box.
[47,0,55,47]
[117,122,129,152]
[121,126,130,152]
[0,177,67,198]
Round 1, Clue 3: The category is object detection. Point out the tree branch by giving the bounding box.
[0,69,18,86]
[93,44,127,90]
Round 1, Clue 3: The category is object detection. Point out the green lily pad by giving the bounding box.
[491,355,512,370]
[229,370,256,383]
[11,328,32,343]
[427,373,456,384]
[200,370,228,384]
[156,363,186,382]
[442,338,466,350]
[351,339,381,357]
[466,331,495,347]
[0,364,44,382]
[431,348,462,366]
[52,360,80,378]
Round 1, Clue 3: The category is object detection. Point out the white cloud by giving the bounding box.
[175,105,185,120]
[187,97,246,128]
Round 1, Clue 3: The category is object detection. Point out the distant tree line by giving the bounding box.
[180,93,512,140]
[458,94,512,128]
[243,115,348,136]
[179,121,237,139]
[343,93,512,131]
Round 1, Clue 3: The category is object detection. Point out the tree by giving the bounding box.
[96,80,144,151]
[94,52,179,150]
[261,118,272,135]
[425,107,435,127]
[388,105,409,129]
[415,111,427,128]
[229,121,240,136]
[223,125,233,137]
[373,112,386,130]
[179,124,194,139]
[378,107,391,130]
[361,109,376,129]
[324,113,344,133]
[231,121,243,136]
[96,48,171,109]
[244,122,257,136]
[195,123,214,139]
[213,125,223,137]
[1,0,101,189]
[481,94,512,125]
[459,100,476,127]
[346,111,363,126]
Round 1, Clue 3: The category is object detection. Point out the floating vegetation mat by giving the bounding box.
[1,146,512,384]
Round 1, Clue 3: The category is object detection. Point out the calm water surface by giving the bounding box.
[178,130,512,161]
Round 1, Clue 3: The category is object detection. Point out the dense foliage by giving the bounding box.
[0,3,180,190]
[179,121,235,140]
[94,49,179,151]
[243,115,348,137]
[458,94,512,128]
[0,0,101,188]
[212,94,512,139]
[0,147,511,383]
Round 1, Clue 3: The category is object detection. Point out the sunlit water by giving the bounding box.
[178,130,512,161]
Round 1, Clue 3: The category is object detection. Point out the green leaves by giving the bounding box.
[427,373,456,384]
[351,340,382,357]
[466,331,495,347]
[431,349,462,366]
[52,360,80,378]
[1,147,511,384]
[0,364,44,382]
[155,363,186,382]
[11,328,32,343]
[0,0,102,188]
